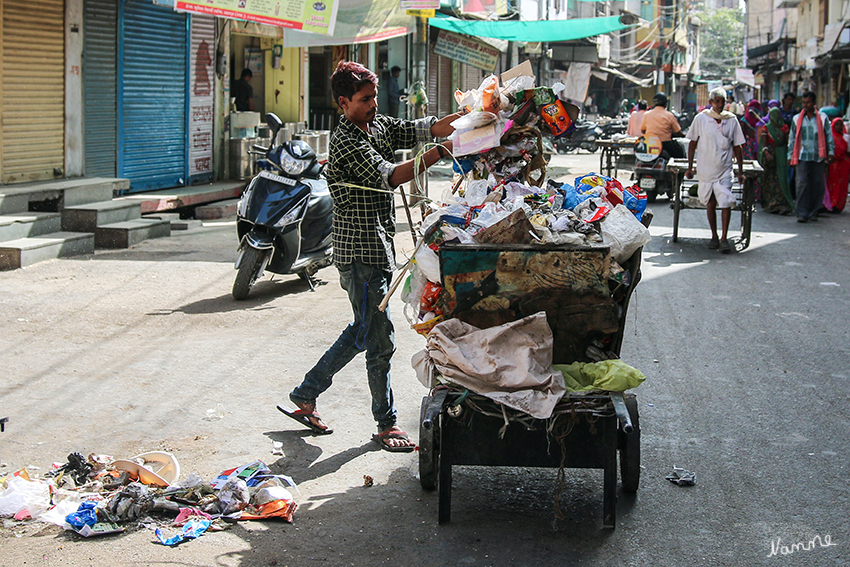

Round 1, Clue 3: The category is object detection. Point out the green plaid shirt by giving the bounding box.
[787,111,834,162]
[326,114,436,270]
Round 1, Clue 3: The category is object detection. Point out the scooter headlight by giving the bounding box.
[274,199,306,228]
[280,151,311,176]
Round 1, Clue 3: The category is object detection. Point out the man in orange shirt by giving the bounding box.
[640,92,685,158]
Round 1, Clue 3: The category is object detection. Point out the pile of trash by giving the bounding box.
[0,452,297,545]
[404,63,652,337]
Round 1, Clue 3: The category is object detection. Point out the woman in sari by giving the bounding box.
[755,100,779,141]
[828,117,850,213]
[740,100,763,160]
[758,107,794,214]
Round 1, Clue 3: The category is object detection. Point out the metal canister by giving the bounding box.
[294,132,320,153]
[276,125,292,145]
[229,137,257,181]
[313,130,330,155]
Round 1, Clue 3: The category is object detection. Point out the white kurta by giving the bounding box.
[686,112,746,183]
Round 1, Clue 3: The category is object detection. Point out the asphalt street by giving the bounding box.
[0,151,847,566]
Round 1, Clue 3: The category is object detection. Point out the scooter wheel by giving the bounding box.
[232,246,266,300]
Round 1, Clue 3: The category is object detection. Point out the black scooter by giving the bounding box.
[232,113,334,300]
[555,120,603,153]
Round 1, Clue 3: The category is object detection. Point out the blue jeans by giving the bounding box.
[290,262,397,430]
[795,160,825,220]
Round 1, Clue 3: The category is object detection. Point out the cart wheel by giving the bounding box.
[619,394,640,493]
[419,397,439,491]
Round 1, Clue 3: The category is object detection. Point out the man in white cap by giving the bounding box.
[685,87,746,253]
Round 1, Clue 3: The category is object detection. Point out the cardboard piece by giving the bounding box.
[501,60,534,85]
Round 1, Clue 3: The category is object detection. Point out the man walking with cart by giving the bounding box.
[279,60,468,452]
[685,87,746,253]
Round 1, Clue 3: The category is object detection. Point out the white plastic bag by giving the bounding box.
[599,204,651,262]
[0,476,51,518]
[414,245,441,283]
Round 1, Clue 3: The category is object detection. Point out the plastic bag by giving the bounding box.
[463,178,491,206]
[554,359,646,392]
[622,184,648,221]
[449,123,501,156]
[599,204,652,263]
[450,111,497,130]
[414,245,441,284]
[0,476,51,518]
[66,501,99,528]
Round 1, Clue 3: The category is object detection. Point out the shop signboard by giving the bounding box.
[402,0,439,8]
[433,30,500,72]
[174,0,339,36]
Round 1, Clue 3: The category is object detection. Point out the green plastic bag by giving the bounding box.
[553,359,645,393]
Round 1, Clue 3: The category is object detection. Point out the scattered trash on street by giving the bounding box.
[665,466,696,486]
[0,451,300,544]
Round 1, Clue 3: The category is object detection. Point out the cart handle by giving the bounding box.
[610,392,634,434]
[422,390,449,430]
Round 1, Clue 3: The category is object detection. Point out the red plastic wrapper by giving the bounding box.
[602,178,625,206]
[420,282,443,317]
[584,205,611,223]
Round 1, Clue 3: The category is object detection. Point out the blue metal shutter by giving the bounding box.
[83,0,118,178]
[119,0,187,192]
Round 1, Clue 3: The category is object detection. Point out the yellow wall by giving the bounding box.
[264,46,302,123]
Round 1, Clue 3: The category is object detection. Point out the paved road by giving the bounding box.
[0,151,847,566]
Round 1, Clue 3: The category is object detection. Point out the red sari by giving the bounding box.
[829,118,849,212]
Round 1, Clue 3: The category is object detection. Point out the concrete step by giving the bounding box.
[0,231,95,271]
[0,178,129,214]
[0,212,62,241]
[95,218,171,249]
[195,198,238,220]
[62,200,142,232]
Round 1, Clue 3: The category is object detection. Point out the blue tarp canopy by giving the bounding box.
[428,14,635,42]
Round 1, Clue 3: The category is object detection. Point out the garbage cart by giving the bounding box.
[418,229,648,529]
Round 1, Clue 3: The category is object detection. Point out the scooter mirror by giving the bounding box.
[265,113,283,139]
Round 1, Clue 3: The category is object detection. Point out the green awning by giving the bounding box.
[428,14,635,42]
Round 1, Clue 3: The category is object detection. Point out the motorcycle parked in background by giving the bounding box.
[232,113,334,300]
[632,135,679,202]
[555,121,603,153]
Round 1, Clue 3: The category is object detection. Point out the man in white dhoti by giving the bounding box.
[685,88,746,253]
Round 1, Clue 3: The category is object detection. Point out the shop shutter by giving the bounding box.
[188,14,214,183]
[460,63,483,93]
[427,50,453,118]
[83,0,118,178]
[1,0,65,184]
[119,0,187,192]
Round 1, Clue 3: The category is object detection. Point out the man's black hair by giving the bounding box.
[330,61,378,104]
[241,68,253,79]
[638,100,648,110]
[802,90,816,103]
[783,92,795,102]
[391,66,401,74]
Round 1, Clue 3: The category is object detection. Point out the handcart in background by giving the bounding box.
[666,158,763,250]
